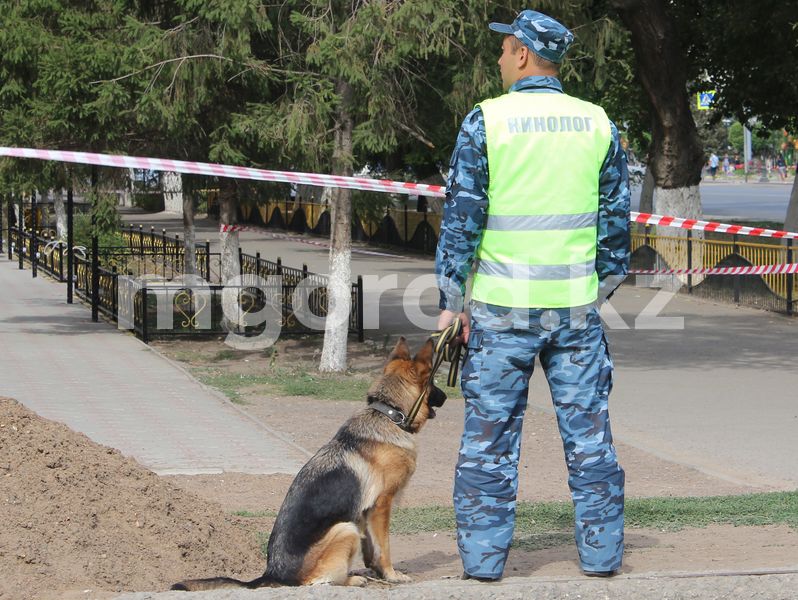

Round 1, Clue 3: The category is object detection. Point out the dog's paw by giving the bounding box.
[383,570,412,584]
[346,575,368,587]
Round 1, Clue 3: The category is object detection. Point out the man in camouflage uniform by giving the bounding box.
[435,9,630,580]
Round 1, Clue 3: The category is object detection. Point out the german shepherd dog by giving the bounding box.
[172,337,446,590]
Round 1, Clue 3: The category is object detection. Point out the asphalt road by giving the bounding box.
[631,180,794,221]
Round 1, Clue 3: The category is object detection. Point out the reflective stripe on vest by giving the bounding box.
[472,91,612,308]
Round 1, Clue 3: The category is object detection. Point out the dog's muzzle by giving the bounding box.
[427,385,447,419]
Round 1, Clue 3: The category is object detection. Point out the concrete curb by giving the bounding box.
[113,569,798,600]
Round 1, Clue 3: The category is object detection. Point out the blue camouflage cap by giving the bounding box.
[489,9,574,64]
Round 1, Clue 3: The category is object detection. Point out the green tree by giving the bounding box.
[674,0,798,229]
[117,1,276,286]
[0,0,143,237]
[216,1,474,371]
[610,0,705,227]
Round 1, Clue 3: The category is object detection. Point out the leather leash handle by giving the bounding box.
[404,319,464,429]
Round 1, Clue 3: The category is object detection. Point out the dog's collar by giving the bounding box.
[369,399,413,432]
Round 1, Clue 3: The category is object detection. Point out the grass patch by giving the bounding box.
[212,349,237,362]
[193,366,371,403]
[625,492,798,530]
[194,371,263,403]
[388,491,798,535]
[277,370,371,400]
[168,350,197,363]
[234,492,796,556]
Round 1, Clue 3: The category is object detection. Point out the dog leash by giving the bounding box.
[402,318,464,430]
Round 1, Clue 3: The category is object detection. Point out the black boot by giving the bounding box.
[461,571,500,582]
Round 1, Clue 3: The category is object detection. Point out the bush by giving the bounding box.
[72,192,126,250]
[72,214,126,250]
[133,192,164,212]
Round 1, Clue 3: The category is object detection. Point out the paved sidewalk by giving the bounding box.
[0,255,308,475]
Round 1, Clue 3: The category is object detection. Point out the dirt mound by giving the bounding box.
[0,398,264,600]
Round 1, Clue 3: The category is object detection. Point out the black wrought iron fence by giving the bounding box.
[119,226,364,340]
[10,227,70,281]
[123,282,354,343]
[238,249,364,340]
[122,225,221,283]
[7,223,365,342]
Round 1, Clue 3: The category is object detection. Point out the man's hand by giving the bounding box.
[437,309,470,344]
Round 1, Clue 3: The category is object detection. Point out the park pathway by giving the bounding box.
[0,254,308,475]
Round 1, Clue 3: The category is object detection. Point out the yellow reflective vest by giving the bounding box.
[471,91,612,308]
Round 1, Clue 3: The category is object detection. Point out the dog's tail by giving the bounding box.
[171,574,277,591]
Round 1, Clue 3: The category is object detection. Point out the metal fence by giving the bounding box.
[121,224,220,282]
[238,198,441,253]
[7,223,365,342]
[119,226,364,341]
[631,224,795,315]
[239,249,364,340]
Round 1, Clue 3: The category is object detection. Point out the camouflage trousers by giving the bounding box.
[454,304,625,578]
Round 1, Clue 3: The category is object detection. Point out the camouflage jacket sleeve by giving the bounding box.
[597,120,631,301]
[436,107,489,312]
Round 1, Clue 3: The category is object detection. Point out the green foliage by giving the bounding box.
[676,0,798,132]
[0,0,641,193]
[90,190,122,232]
[132,192,164,212]
[750,126,788,156]
[351,190,396,229]
[72,214,126,250]
[226,1,469,175]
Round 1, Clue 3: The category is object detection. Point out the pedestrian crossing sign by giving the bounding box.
[696,90,715,110]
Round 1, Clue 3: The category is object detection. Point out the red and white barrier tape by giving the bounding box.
[631,212,798,240]
[0,146,445,198]
[3,146,797,240]
[630,263,798,276]
[221,224,258,233]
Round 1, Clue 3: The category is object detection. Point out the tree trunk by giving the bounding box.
[639,166,655,214]
[785,175,798,233]
[219,179,241,327]
[53,188,67,240]
[319,79,354,373]
[122,169,136,208]
[183,191,196,276]
[613,0,705,281]
[612,0,705,190]
[162,171,184,214]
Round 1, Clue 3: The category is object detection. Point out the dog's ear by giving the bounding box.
[413,339,434,378]
[387,336,411,362]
